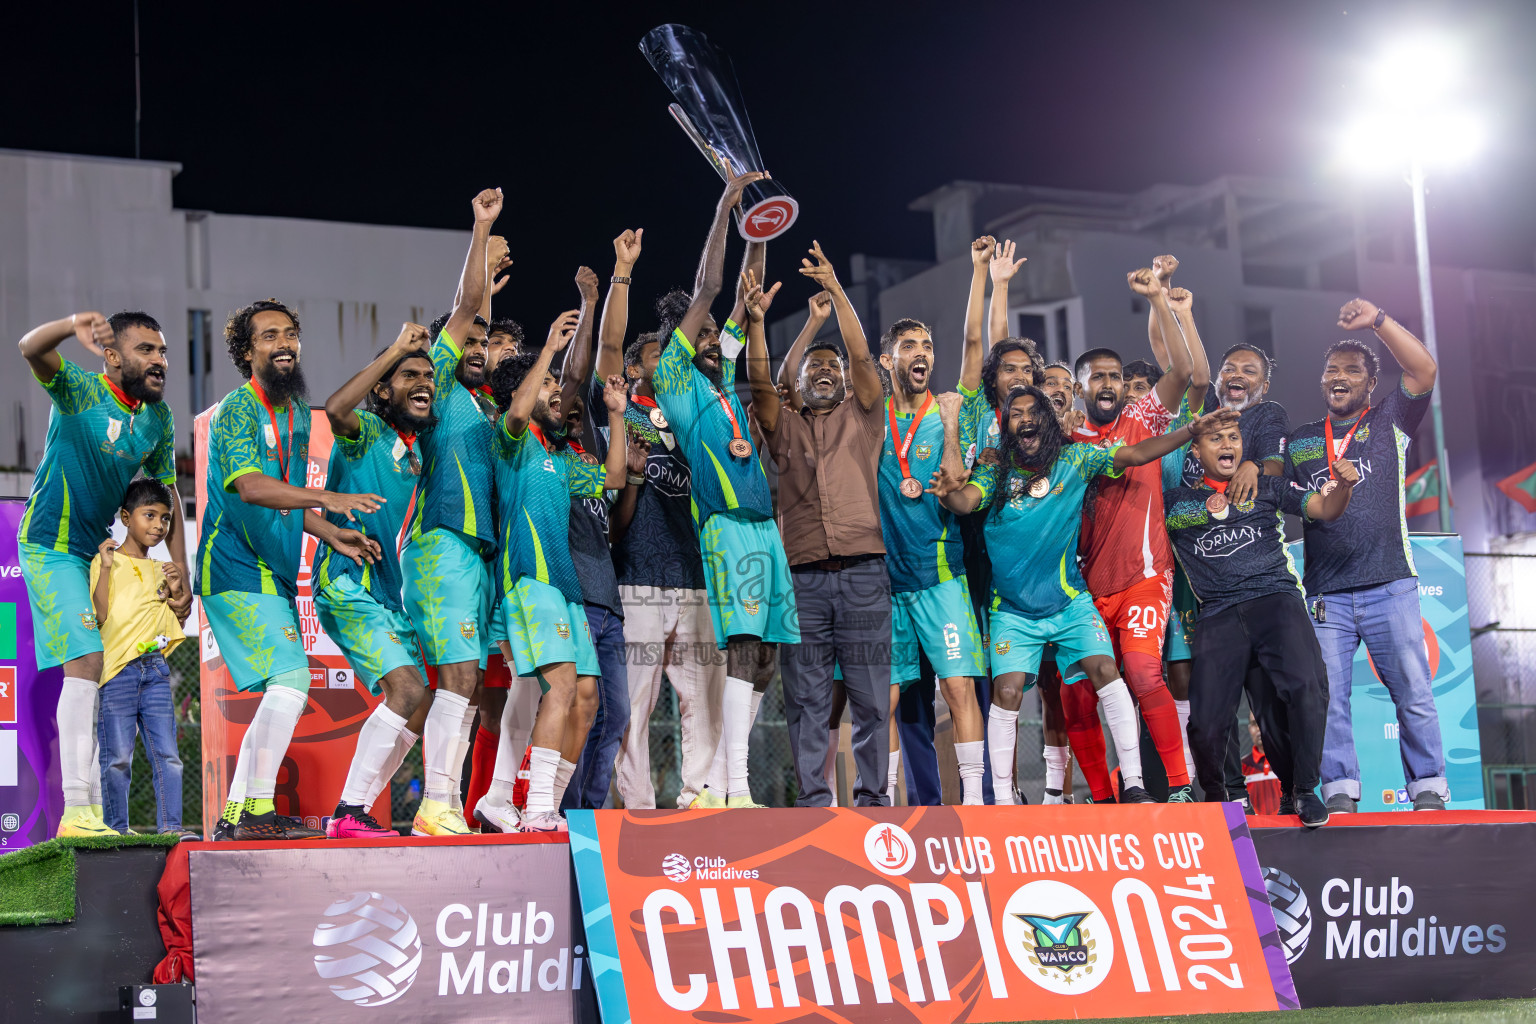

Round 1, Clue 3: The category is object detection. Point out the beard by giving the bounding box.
[698,359,725,389]
[801,378,846,410]
[384,396,436,435]
[255,359,309,408]
[894,363,927,396]
[1086,389,1124,425]
[119,361,165,404]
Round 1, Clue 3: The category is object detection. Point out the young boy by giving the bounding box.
[1163,417,1357,828]
[90,479,193,836]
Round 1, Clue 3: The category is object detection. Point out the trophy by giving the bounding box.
[640,23,799,241]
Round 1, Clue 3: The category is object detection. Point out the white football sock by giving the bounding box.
[887,747,903,804]
[57,677,99,808]
[956,739,985,805]
[364,726,418,808]
[1098,678,1144,789]
[423,689,469,803]
[340,704,407,808]
[824,729,840,806]
[451,702,477,810]
[243,684,309,801]
[725,678,756,797]
[485,684,539,809]
[553,758,577,809]
[1043,744,1069,797]
[987,705,1019,804]
[525,746,561,816]
[1174,698,1197,786]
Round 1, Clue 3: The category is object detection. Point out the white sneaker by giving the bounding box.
[1042,789,1066,805]
[474,802,522,834]
[516,812,568,833]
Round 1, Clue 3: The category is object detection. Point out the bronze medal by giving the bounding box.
[1028,476,1051,498]
[900,476,923,499]
[1206,493,1229,519]
[649,406,669,429]
[728,438,753,458]
[1320,480,1338,497]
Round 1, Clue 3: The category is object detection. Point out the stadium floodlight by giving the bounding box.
[1337,33,1479,532]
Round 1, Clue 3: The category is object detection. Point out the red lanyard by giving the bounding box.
[102,374,142,432]
[1202,475,1230,494]
[250,381,294,482]
[632,394,658,409]
[1324,407,1369,475]
[529,423,550,451]
[567,438,587,456]
[713,386,748,450]
[887,393,935,479]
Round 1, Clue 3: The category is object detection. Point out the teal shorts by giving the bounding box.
[990,593,1114,680]
[891,576,986,689]
[18,542,102,669]
[699,511,800,649]
[1165,566,1198,663]
[204,591,311,692]
[501,578,599,680]
[314,577,424,694]
[402,528,494,667]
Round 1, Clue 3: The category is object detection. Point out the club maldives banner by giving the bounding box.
[0,499,63,850]
[194,409,388,834]
[568,805,1297,1023]
[189,836,592,1022]
[1287,534,1482,810]
[1252,817,1536,1006]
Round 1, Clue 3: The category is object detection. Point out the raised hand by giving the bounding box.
[1337,298,1381,331]
[1127,267,1165,298]
[935,390,964,423]
[392,322,432,355]
[546,310,582,352]
[1166,287,1193,313]
[971,235,997,267]
[740,269,781,324]
[798,241,843,295]
[490,253,514,295]
[625,427,650,476]
[1153,254,1179,282]
[487,234,510,268]
[473,187,503,225]
[320,490,386,522]
[576,266,600,304]
[807,291,833,321]
[990,239,1027,283]
[602,374,629,414]
[721,170,767,210]
[926,462,972,497]
[613,229,643,268]
[72,312,113,358]
[331,528,382,567]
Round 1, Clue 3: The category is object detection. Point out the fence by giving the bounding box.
[1465,551,1536,809]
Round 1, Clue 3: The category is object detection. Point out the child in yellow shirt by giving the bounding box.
[90,480,192,836]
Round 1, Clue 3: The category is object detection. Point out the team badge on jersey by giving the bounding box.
[914,444,933,460]
[106,418,123,444]
[556,622,571,640]
[81,612,99,631]
[995,640,1011,655]
[282,626,300,642]
[459,619,477,640]
[744,599,761,616]
[385,631,401,645]
[264,424,278,448]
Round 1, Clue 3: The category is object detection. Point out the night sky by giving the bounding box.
[8,1,1535,333]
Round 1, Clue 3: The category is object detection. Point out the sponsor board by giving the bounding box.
[1254,819,1536,1006]
[189,840,589,1022]
[194,411,387,835]
[569,805,1296,1023]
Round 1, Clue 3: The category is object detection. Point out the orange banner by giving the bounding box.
[194,409,388,835]
[568,805,1296,1023]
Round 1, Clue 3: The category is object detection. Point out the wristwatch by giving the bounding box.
[1372,308,1387,330]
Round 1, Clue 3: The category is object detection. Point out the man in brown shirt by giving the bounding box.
[743,242,890,806]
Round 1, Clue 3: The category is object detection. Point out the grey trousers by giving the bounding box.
[780,557,892,807]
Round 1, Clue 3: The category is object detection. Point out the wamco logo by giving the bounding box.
[313,892,423,1007]
[1001,879,1115,994]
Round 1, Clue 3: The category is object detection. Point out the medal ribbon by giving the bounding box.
[102,373,142,432]
[530,423,550,451]
[1324,406,1370,476]
[1202,475,1230,494]
[887,393,935,481]
[632,394,658,409]
[713,385,748,452]
[250,380,295,482]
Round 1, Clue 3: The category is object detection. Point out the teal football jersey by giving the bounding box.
[410,329,498,553]
[494,422,605,605]
[879,395,966,593]
[312,411,422,612]
[196,384,310,599]
[969,443,1119,618]
[652,322,773,528]
[20,359,176,560]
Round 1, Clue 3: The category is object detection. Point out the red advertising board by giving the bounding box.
[193,409,388,835]
[568,804,1295,1023]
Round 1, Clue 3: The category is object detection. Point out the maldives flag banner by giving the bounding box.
[568,805,1296,1024]
[1495,459,1536,514]
[1403,460,1443,519]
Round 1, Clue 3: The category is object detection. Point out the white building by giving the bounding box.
[1,148,473,499]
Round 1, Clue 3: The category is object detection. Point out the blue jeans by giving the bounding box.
[1312,577,1448,801]
[97,653,183,833]
[562,606,630,811]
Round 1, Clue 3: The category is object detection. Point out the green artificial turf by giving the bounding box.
[0,832,179,926]
[1057,998,1536,1023]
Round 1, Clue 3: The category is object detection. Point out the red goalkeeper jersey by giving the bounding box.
[1074,391,1175,597]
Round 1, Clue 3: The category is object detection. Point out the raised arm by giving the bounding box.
[505,311,579,438]
[595,229,643,381]
[988,239,1027,347]
[1113,408,1241,470]
[324,322,431,439]
[1338,298,1437,395]
[678,171,765,345]
[19,312,113,384]
[479,236,511,327]
[935,391,969,481]
[609,430,650,545]
[1146,255,1178,370]
[441,189,503,345]
[1128,267,1193,413]
[1304,458,1360,521]
[959,236,995,392]
[729,240,767,334]
[560,266,602,394]
[775,292,831,409]
[598,375,633,490]
[1165,286,1211,413]
[798,242,881,410]
[741,270,784,433]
